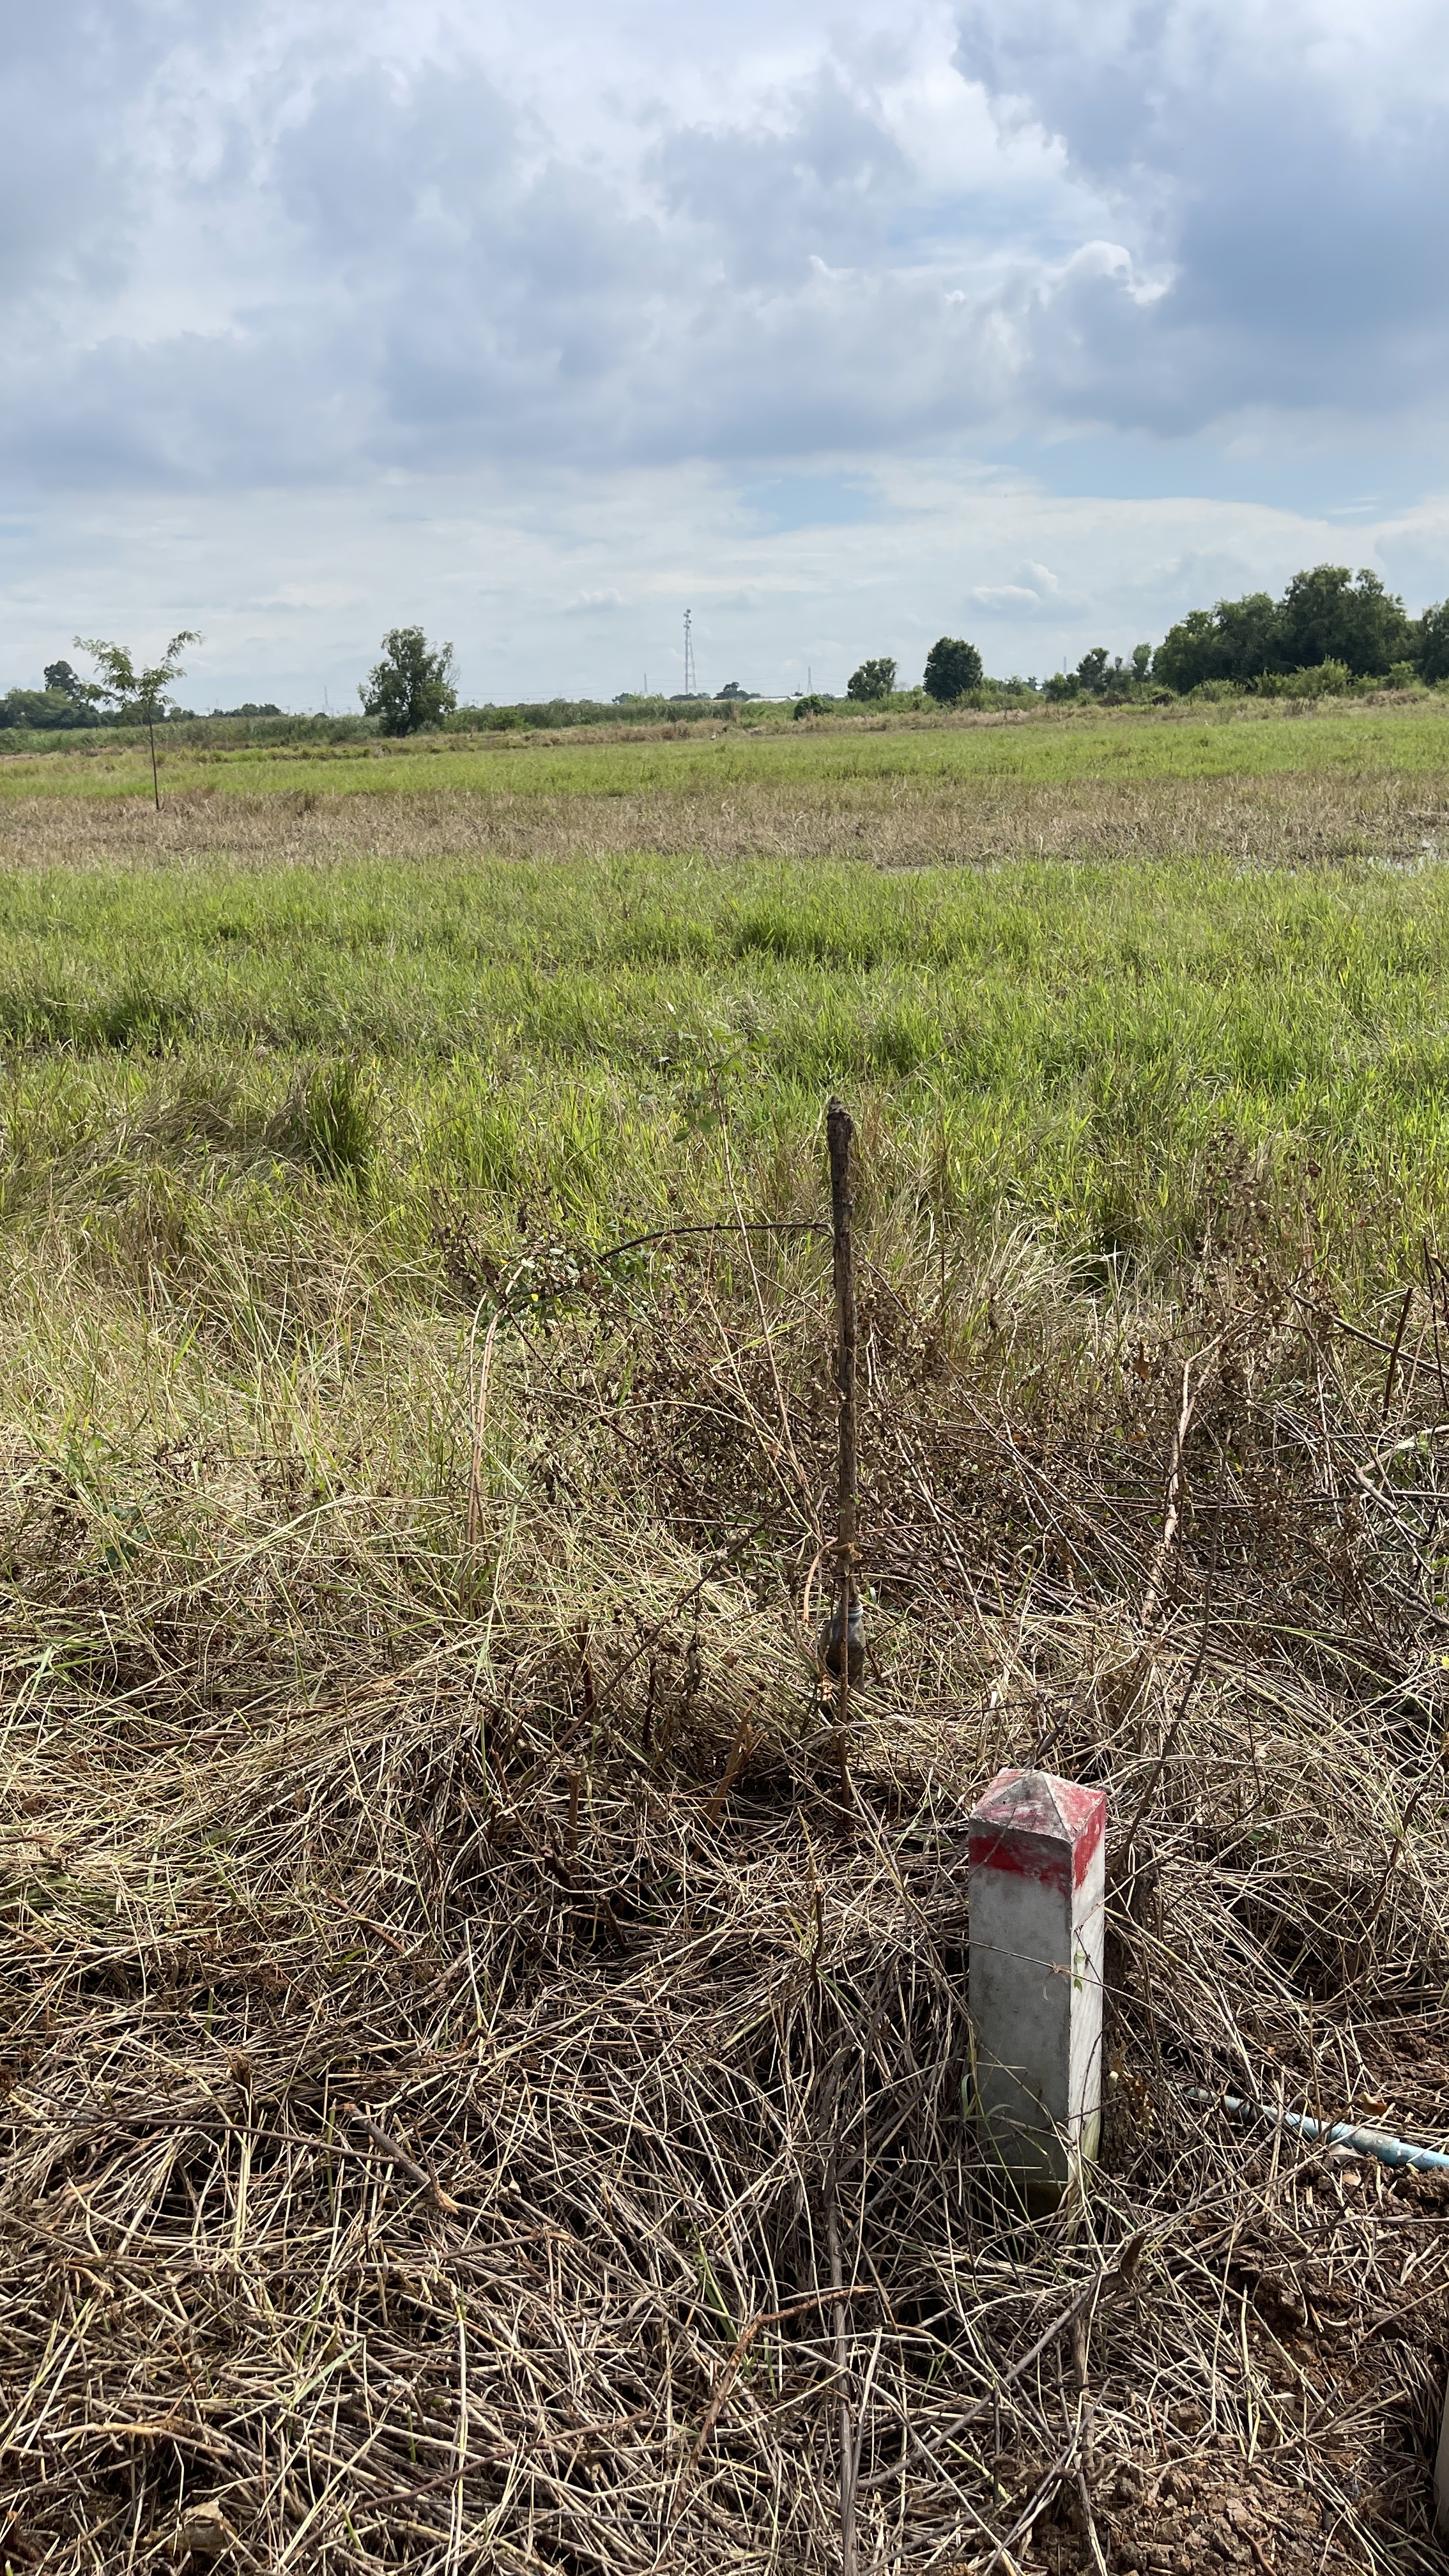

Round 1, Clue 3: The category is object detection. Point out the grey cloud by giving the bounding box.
[2,2,1446,500]
[0,38,1013,487]
[954,1,1449,429]
[648,74,912,284]
[0,4,157,311]
[273,63,521,267]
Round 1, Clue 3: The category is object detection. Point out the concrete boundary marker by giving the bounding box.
[967,1766,1107,2210]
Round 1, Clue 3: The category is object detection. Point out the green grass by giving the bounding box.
[1,830,1448,1301]
[3,694,1448,804]
[0,698,1446,1336]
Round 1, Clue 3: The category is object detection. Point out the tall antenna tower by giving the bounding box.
[682,608,696,698]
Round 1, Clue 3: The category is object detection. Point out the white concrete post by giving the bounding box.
[967,1767,1107,2209]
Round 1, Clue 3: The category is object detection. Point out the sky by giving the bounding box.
[3,0,1449,707]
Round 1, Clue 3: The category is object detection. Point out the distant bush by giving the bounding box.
[0,688,97,730]
[1256,661,1352,698]
[793,694,830,721]
[1043,646,1154,705]
[0,654,103,729]
[448,696,757,734]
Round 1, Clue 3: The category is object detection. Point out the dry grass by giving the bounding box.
[2,1200,1449,2573]
[1,762,1447,877]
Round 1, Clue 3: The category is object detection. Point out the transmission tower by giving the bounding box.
[682,608,696,698]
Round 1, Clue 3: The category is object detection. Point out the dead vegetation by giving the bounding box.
[1,1199,1448,2573]
[0,762,1446,880]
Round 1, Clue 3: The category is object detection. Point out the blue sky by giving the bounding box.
[3,0,1448,705]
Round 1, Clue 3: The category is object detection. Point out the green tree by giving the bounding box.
[1153,593,1280,692]
[360,627,458,735]
[923,636,983,702]
[76,630,201,809]
[1212,591,1283,680]
[1419,601,1449,685]
[846,656,897,702]
[1152,608,1219,693]
[43,659,89,704]
[0,660,100,730]
[1277,565,1412,677]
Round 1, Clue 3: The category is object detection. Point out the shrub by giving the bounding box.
[1257,661,1351,698]
[793,694,829,721]
[1295,659,1350,696]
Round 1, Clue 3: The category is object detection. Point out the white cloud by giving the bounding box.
[5,461,1445,707]
[0,0,1446,697]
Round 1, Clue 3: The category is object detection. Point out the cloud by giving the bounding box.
[969,557,1066,611]
[7,458,1446,710]
[6,0,1446,496]
[1,0,1446,696]
[0,4,1209,488]
[954,0,1449,433]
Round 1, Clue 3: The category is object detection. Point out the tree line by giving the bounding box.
[838,566,1449,712]
[4,573,1448,746]
[1152,564,1448,694]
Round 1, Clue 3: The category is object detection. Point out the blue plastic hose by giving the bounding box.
[1186,2085,1449,2174]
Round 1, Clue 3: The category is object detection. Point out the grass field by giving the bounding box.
[3,702,1449,2572]
[0,712,1448,1298]
[1,690,1448,804]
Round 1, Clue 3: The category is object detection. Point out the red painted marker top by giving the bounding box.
[967,1768,1106,1896]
